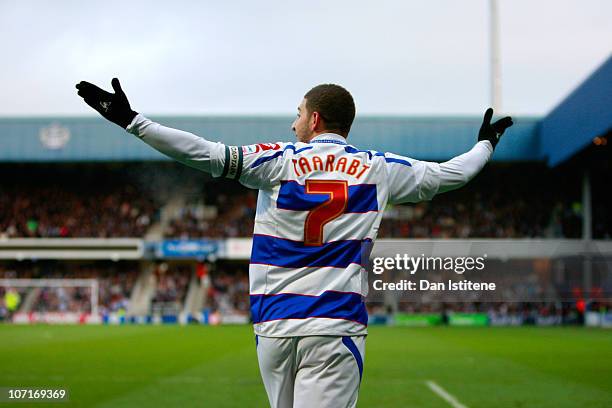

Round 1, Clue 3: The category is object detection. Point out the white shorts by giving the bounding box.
[256,335,366,408]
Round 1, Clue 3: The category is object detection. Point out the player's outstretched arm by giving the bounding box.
[75,79,225,175]
[436,108,513,193]
[386,108,513,203]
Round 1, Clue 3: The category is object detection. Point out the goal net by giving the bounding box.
[0,279,100,324]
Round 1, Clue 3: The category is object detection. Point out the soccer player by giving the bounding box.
[76,79,512,408]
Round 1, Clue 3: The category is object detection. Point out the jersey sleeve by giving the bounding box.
[385,152,442,204]
[386,141,493,204]
[230,142,290,189]
[127,115,289,189]
[126,114,226,175]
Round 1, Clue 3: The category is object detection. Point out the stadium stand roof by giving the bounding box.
[0,115,540,162]
[540,54,612,166]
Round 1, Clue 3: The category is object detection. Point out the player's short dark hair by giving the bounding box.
[304,84,355,136]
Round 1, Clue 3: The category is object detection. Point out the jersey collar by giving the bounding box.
[309,133,348,145]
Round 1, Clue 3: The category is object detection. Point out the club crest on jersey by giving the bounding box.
[242,143,281,156]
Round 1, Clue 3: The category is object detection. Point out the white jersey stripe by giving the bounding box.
[254,211,382,242]
[249,263,367,296]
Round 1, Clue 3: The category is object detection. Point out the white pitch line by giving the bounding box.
[425,380,469,408]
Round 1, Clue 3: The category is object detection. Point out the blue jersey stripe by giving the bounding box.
[250,291,368,326]
[384,157,412,166]
[251,234,371,268]
[344,145,385,160]
[277,181,378,213]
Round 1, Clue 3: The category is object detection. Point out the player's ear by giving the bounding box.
[311,111,321,131]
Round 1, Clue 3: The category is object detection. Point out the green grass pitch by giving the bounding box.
[0,325,610,407]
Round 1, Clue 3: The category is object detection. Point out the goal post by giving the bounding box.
[0,278,100,322]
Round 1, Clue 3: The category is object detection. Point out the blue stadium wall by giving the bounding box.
[0,115,541,162]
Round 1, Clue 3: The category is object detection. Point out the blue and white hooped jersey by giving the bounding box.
[128,116,442,337]
[216,134,442,337]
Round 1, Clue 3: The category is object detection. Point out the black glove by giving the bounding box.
[478,108,513,149]
[76,78,137,129]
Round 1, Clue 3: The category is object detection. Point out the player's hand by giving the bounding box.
[478,108,513,149]
[75,78,137,129]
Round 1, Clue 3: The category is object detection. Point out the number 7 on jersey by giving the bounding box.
[303,180,348,246]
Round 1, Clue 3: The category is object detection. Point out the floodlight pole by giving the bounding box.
[489,0,502,111]
[582,170,593,310]
[582,170,592,241]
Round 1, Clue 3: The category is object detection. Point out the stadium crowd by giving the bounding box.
[206,267,250,315]
[0,184,159,238]
[161,190,583,239]
[164,191,257,239]
[1,186,585,239]
[151,263,191,315]
[3,162,608,239]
